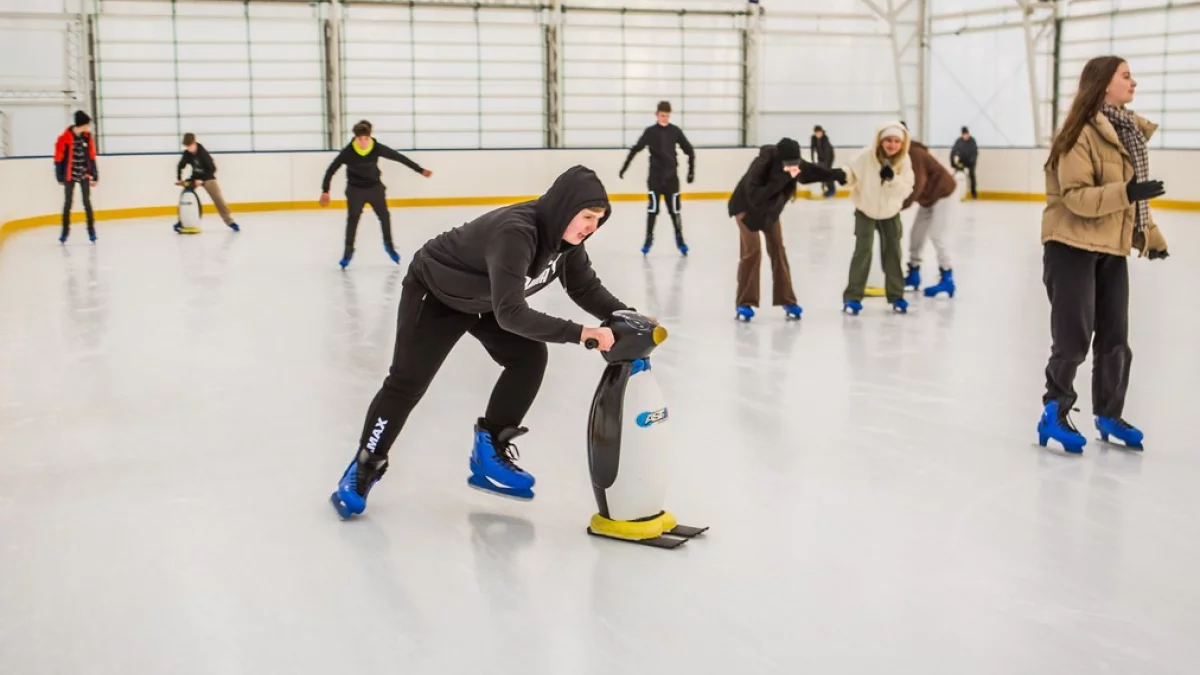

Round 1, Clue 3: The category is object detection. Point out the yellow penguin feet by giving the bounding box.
[587,511,708,549]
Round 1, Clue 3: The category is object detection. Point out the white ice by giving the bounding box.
[1,197,1199,674]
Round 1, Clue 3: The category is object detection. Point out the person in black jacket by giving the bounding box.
[329,165,631,517]
[320,120,432,268]
[618,101,696,255]
[727,137,844,321]
[951,126,979,199]
[175,133,240,232]
[810,125,836,198]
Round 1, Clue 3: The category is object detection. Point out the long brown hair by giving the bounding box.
[1046,56,1125,170]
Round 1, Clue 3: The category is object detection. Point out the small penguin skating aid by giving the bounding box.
[584,311,707,549]
[174,184,202,235]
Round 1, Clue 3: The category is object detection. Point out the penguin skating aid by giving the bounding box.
[174,184,202,234]
[584,310,707,549]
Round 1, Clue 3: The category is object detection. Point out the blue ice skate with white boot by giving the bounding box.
[330,447,390,519]
[1096,416,1144,450]
[904,263,921,291]
[468,419,535,500]
[924,268,956,298]
[1037,400,1086,454]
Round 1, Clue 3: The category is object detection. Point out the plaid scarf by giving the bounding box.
[1100,104,1150,232]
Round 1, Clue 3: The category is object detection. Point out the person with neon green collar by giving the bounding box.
[320,119,433,268]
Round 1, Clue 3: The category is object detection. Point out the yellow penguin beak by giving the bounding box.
[652,325,668,345]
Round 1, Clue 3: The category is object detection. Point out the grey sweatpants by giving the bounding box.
[908,199,953,269]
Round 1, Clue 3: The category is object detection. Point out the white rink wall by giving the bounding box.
[1,146,1199,228]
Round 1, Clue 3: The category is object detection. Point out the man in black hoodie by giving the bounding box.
[810,125,836,198]
[320,120,432,268]
[618,101,696,255]
[330,165,631,518]
[176,133,240,232]
[950,126,979,199]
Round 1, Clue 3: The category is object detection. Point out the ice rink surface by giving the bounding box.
[2,196,1199,674]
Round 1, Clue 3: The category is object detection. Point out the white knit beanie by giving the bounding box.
[880,125,905,141]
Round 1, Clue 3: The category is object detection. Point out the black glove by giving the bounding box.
[1126,178,1165,202]
[880,163,894,181]
[833,168,847,185]
[687,169,694,184]
[1148,249,1169,260]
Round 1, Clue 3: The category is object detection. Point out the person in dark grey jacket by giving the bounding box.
[329,165,632,517]
[951,126,979,199]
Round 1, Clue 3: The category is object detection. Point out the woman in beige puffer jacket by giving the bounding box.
[1036,55,1168,455]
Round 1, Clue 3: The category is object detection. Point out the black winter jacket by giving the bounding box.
[407,166,630,344]
[177,144,217,181]
[728,145,838,232]
[321,139,425,192]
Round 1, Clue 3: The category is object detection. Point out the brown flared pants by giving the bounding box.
[735,213,797,307]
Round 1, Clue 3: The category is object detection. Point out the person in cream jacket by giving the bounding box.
[840,122,915,314]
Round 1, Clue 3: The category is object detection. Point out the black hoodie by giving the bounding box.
[728,145,838,232]
[407,166,630,344]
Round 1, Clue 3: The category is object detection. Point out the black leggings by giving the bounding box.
[62,180,94,234]
[1042,241,1131,418]
[356,274,548,458]
[346,184,393,255]
[645,190,684,247]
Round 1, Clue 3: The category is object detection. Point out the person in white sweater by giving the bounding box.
[839,122,916,314]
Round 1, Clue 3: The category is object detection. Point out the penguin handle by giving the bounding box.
[584,338,599,350]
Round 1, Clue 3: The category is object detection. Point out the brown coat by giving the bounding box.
[903,141,957,209]
[1041,111,1168,257]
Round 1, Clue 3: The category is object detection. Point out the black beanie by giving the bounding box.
[776,137,801,163]
[74,110,91,126]
[961,126,969,134]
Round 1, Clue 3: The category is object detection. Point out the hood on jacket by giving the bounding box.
[534,165,611,252]
[874,120,911,164]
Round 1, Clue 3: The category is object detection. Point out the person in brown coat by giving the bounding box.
[1035,55,1168,456]
[902,136,959,297]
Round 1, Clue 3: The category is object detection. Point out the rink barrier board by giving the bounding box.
[1,189,1197,250]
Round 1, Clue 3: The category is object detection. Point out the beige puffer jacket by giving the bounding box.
[1042,111,1168,257]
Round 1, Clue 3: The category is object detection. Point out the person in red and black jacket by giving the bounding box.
[54,110,99,243]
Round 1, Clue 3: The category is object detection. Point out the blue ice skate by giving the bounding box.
[783,303,802,320]
[843,300,862,315]
[924,268,956,298]
[736,305,755,322]
[467,420,535,501]
[339,251,353,269]
[904,264,921,291]
[330,447,390,519]
[384,244,400,264]
[1037,401,1086,454]
[641,243,651,255]
[228,222,240,232]
[1096,416,1144,450]
[88,229,97,243]
[892,298,908,313]
[678,243,689,256]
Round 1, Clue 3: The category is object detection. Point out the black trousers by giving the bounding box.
[965,163,978,198]
[356,274,549,458]
[1042,241,1131,418]
[818,159,836,196]
[645,190,684,247]
[345,184,393,255]
[62,180,94,234]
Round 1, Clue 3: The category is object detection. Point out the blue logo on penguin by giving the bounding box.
[636,408,668,427]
